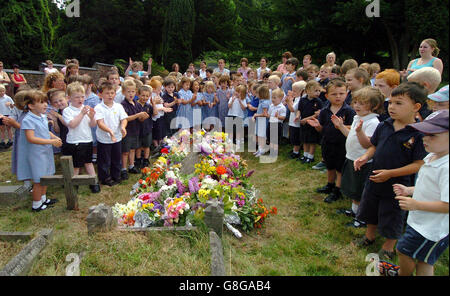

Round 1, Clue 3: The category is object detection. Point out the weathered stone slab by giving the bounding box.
[179,152,201,175]
[204,199,224,238]
[209,231,225,276]
[86,204,116,235]
[0,185,30,206]
[0,229,53,276]
[0,231,33,242]
[117,226,198,232]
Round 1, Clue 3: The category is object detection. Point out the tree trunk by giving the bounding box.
[382,21,400,69]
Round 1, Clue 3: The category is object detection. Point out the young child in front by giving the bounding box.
[333,87,384,227]
[17,90,62,212]
[253,84,271,157]
[378,110,449,276]
[227,84,247,148]
[0,84,14,148]
[286,81,307,159]
[94,81,128,186]
[162,78,179,137]
[201,81,219,131]
[308,78,356,202]
[266,88,287,155]
[298,80,323,164]
[120,80,148,180]
[216,75,232,130]
[353,82,428,260]
[135,85,157,169]
[62,82,100,193]
[175,77,196,132]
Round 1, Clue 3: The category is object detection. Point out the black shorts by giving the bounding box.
[321,141,346,172]
[266,122,283,145]
[138,132,152,148]
[121,134,139,152]
[300,124,321,144]
[356,188,406,239]
[65,142,93,168]
[340,159,372,201]
[289,126,301,146]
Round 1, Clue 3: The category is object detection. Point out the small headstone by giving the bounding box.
[179,153,201,175]
[0,185,30,206]
[209,231,226,276]
[204,199,224,238]
[86,204,116,235]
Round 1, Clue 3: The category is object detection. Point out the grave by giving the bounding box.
[0,229,53,276]
[0,185,30,206]
[40,156,98,211]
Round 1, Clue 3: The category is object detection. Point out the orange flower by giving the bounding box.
[216,166,227,175]
[271,207,278,214]
[138,179,143,184]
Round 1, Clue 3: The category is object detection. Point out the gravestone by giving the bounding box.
[86,204,116,235]
[40,156,97,210]
[179,153,201,175]
[0,228,53,276]
[204,199,224,238]
[0,185,30,206]
[209,231,226,276]
[0,231,33,242]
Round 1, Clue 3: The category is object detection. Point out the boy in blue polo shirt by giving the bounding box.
[353,82,428,260]
[308,78,356,202]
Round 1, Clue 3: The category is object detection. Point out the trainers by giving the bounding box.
[44,198,58,206]
[128,166,140,174]
[336,208,356,217]
[89,184,101,193]
[32,202,48,212]
[316,183,335,194]
[378,260,399,276]
[120,170,129,180]
[324,188,342,203]
[297,155,307,162]
[312,161,326,170]
[345,219,367,228]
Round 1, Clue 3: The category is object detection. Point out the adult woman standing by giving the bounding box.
[0,61,11,95]
[41,72,66,93]
[401,38,444,78]
[276,51,293,74]
[325,52,337,68]
[172,63,183,82]
[10,64,27,95]
[237,58,251,80]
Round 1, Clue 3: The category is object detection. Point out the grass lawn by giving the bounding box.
[0,143,448,276]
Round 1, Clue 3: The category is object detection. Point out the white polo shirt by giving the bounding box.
[408,153,449,242]
[94,101,128,144]
[288,97,301,128]
[0,95,14,116]
[268,103,286,123]
[345,113,379,161]
[62,105,94,144]
[114,87,125,104]
[227,97,247,118]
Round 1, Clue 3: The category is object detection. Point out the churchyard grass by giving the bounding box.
[0,145,448,276]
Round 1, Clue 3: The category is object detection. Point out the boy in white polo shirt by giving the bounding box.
[0,84,14,148]
[266,88,286,155]
[63,82,100,193]
[95,81,128,186]
[379,110,449,276]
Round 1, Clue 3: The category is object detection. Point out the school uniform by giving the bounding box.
[318,102,356,172]
[17,112,55,183]
[255,99,271,138]
[340,113,379,201]
[299,96,323,144]
[281,72,297,94]
[121,99,140,152]
[85,92,101,147]
[175,89,193,129]
[356,118,427,239]
[266,103,286,144]
[152,102,165,141]
[162,91,179,137]
[136,102,153,148]
[94,101,128,183]
[62,105,94,168]
[288,97,302,146]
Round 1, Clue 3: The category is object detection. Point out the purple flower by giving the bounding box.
[226,167,234,176]
[176,179,186,194]
[188,177,200,193]
[231,161,239,168]
[246,170,255,178]
[167,178,174,186]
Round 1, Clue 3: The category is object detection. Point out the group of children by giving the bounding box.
[0,48,448,276]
